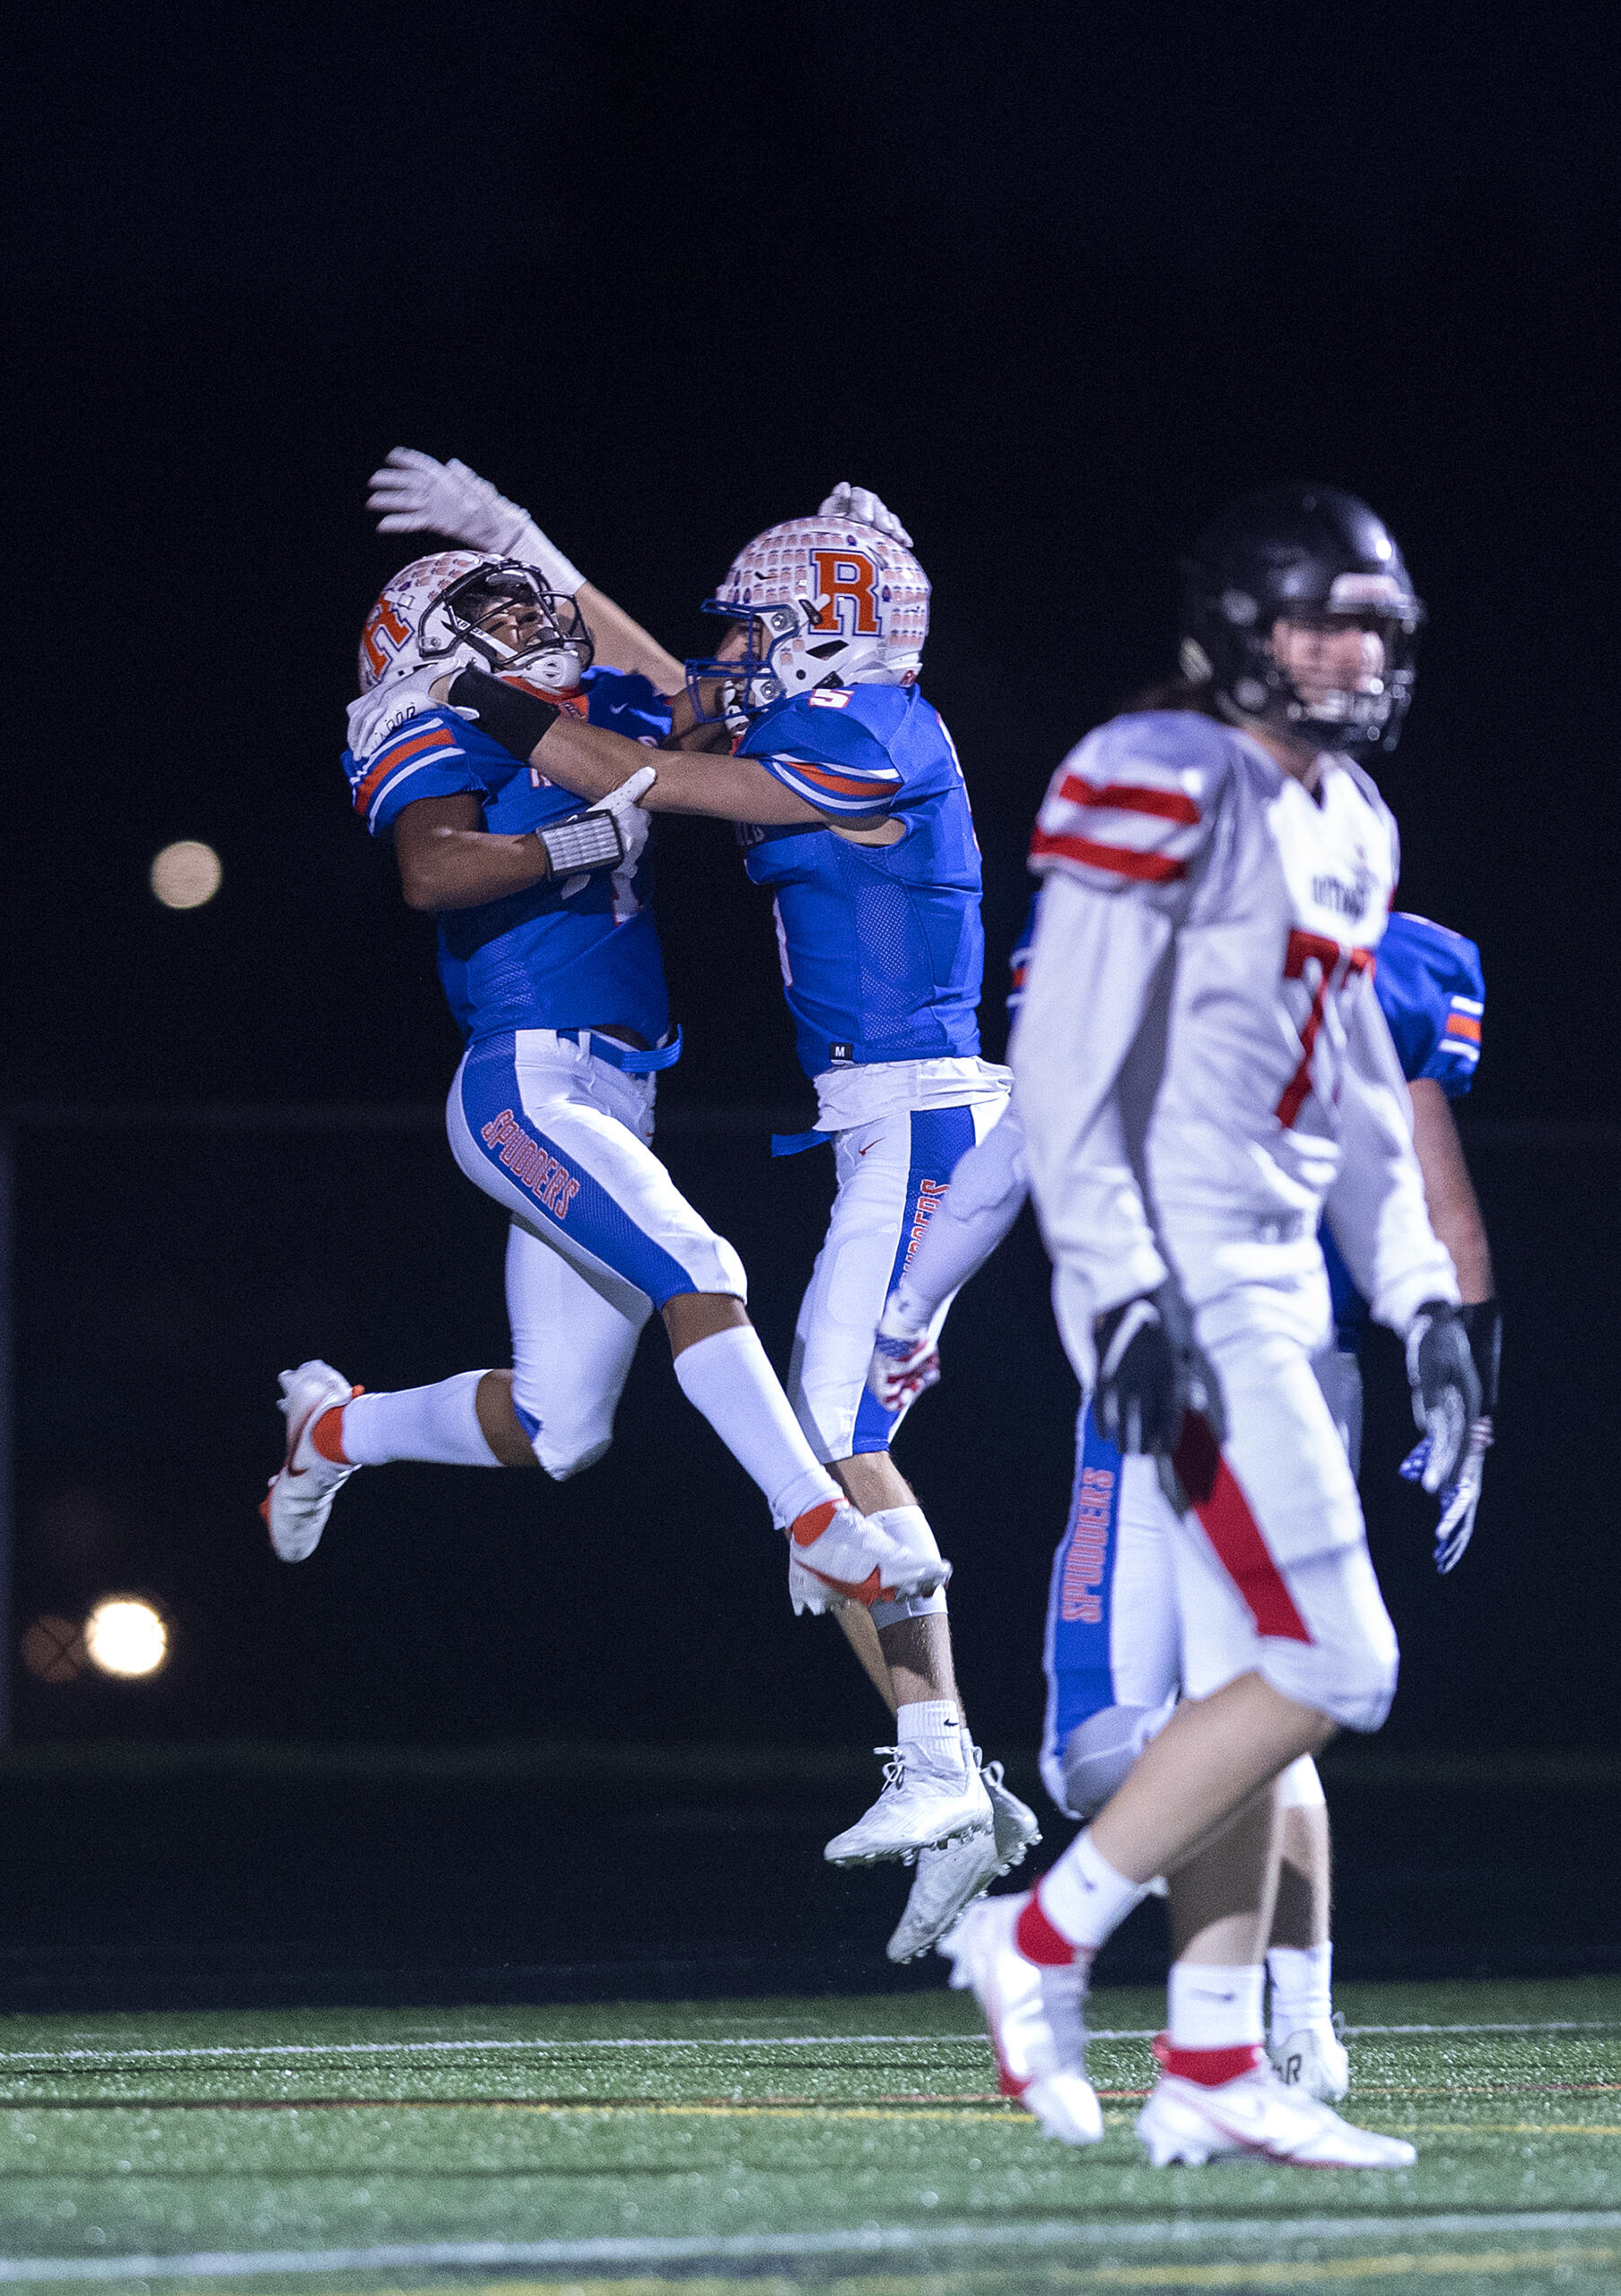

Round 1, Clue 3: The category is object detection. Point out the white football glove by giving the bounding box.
[367,448,587,597]
[345,661,468,759]
[536,763,658,883]
[817,481,912,548]
[1400,1417,1493,1574]
[865,1292,941,1415]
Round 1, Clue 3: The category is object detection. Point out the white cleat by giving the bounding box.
[886,1749,1043,1961]
[786,1497,950,1617]
[825,1738,993,1867]
[939,1895,1101,2145]
[1136,2055,1414,2168]
[984,1757,1042,1873]
[260,1360,360,1562]
[1270,2015,1351,2103]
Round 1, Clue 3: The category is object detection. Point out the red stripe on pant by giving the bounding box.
[1173,1413,1312,1644]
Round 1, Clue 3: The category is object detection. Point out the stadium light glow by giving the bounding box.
[151,840,222,909]
[83,1596,170,1679]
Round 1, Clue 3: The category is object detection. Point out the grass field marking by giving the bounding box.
[378,2256,1621,2296]
[362,2252,1621,2292]
[0,2036,981,2065]
[4,2213,1621,2284]
[1346,2020,1621,2036]
[0,2019,1610,2067]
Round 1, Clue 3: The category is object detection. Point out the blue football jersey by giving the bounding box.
[1324,909,1486,1345]
[342,668,673,1048]
[1007,888,1040,1012]
[736,683,986,1077]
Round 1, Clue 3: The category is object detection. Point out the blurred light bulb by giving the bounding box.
[151,840,222,909]
[84,1596,169,1679]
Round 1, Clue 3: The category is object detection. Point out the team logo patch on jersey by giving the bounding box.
[480,1109,581,1220]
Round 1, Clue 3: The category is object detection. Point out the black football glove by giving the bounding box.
[1405,1301,1482,1495]
[1093,1283,1225,1509]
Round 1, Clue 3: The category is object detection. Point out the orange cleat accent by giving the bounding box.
[789,1499,841,1545]
[309,1389,362,1465]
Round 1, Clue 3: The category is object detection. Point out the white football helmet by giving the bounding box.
[356,552,594,695]
[685,513,930,724]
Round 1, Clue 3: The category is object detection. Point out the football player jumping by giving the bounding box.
[937,485,1479,2168]
[261,545,944,1631]
[356,452,1041,1935]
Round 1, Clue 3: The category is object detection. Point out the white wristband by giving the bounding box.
[510,517,588,599]
[537,811,623,876]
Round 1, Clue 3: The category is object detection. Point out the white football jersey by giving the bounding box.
[1015,709,1457,1341]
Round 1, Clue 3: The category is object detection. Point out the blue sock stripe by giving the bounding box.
[850,1104,980,1454]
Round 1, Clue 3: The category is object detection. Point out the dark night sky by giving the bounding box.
[5,10,1620,1755]
[6,5,1617,1119]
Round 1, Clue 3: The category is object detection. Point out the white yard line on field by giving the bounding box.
[3,2212,1621,2283]
[0,2019,1614,2066]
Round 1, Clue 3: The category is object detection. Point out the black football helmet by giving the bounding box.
[1179,485,1425,757]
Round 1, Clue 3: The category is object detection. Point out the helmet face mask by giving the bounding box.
[685,515,929,727]
[357,553,594,696]
[1179,487,1425,758]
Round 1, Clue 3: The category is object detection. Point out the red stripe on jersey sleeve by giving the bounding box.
[1058,772,1201,825]
[1030,826,1188,882]
[353,726,456,811]
[1174,1414,1313,1643]
[773,755,897,801]
[1444,1012,1482,1044]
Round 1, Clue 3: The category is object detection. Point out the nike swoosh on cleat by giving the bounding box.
[802,1564,894,1605]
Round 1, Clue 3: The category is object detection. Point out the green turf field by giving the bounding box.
[0,1977,1617,2293]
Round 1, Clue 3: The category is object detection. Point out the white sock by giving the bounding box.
[896,1699,967,1770]
[670,1325,841,1526]
[340,1372,501,1467]
[1039,1828,1151,1953]
[1268,1940,1334,2040]
[1169,1961,1266,2051]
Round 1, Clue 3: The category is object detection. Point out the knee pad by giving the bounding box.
[867,1506,949,1628]
[1257,1549,1399,1734]
[1042,1697,1177,1821]
[510,1391,614,1483]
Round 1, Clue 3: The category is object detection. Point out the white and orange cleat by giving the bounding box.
[785,1497,949,1616]
[1137,2038,1414,2168]
[260,1360,361,1562]
[939,1892,1102,2146]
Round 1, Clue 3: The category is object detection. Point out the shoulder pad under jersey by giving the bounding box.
[582,665,672,744]
[740,683,907,816]
[344,706,483,833]
[1029,709,1228,891]
[1376,909,1485,1093]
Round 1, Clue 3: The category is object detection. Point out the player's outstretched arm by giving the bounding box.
[1408,1079,1495,1303]
[393,767,656,912]
[865,1105,1029,1414]
[441,667,836,828]
[366,448,685,692]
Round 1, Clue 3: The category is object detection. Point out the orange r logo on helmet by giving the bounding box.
[808,549,881,638]
[362,597,411,679]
